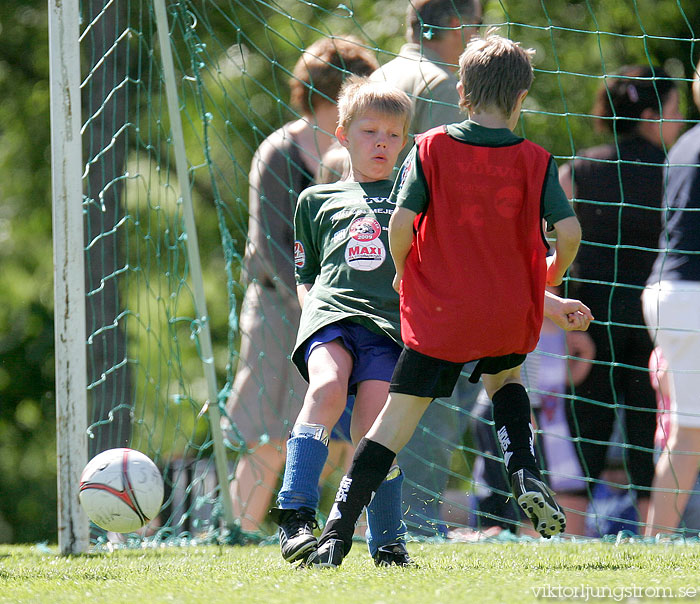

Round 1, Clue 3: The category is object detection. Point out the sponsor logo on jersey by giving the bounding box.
[348,216,381,242]
[364,195,394,206]
[294,240,305,268]
[399,157,412,187]
[345,237,386,271]
[495,185,524,219]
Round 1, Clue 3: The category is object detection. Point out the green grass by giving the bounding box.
[2,541,700,603]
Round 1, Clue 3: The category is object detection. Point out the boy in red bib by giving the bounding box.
[311,30,586,567]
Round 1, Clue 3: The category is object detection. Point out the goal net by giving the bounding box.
[50,0,700,552]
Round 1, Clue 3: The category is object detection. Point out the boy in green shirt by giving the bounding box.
[268,76,415,567]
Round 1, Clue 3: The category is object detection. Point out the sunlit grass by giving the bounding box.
[2,541,700,603]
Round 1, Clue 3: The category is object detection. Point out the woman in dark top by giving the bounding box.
[558,65,682,530]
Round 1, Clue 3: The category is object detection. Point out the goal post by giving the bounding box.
[48,0,90,555]
[50,0,238,552]
[49,0,700,549]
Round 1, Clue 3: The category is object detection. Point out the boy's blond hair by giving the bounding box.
[337,76,413,136]
[458,28,535,118]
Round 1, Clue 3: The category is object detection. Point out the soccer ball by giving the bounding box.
[79,448,164,533]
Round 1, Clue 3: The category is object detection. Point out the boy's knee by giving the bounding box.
[483,371,522,399]
[306,379,348,412]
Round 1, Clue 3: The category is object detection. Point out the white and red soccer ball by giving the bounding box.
[79,448,164,533]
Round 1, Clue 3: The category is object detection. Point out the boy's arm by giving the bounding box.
[388,206,418,292]
[547,215,581,286]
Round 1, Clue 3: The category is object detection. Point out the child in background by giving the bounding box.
[268,77,415,567]
[311,29,587,567]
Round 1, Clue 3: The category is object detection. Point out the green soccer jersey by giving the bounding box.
[292,179,400,380]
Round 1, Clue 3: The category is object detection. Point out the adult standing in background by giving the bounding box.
[373,0,482,168]
[221,38,379,532]
[559,65,683,529]
[370,0,486,537]
[643,59,700,536]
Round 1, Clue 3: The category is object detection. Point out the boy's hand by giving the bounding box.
[544,292,593,332]
[564,309,592,331]
[392,273,401,293]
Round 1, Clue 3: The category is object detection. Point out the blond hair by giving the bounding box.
[458,28,535,118]
[337,76,413,135]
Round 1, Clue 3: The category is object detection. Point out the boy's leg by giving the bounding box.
[473,395,520,532]
[349,379,409,563]
[311,392,432,567]
[483,372,566,537]
[365,465,411,564]
[269,424,328,562]
[270,340,351,562]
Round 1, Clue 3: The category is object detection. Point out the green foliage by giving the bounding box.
[0,0,56,544]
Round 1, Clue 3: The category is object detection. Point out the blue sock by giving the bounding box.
[277,436,329,511]
[365,466,406,556]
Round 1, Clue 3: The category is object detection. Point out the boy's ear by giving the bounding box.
[335,124,350,148]
[456,80,465,101]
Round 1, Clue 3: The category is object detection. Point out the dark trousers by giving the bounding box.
[566,284,657,496]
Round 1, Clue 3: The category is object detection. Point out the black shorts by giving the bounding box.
[389,346,527,399]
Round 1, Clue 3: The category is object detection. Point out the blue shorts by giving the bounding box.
[304,320,402,396]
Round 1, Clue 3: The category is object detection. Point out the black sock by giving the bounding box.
[491,383,540,480]
[318,437,395,555]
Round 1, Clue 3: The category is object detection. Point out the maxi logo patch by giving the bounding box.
[345,238,386,271]
[294,241,305,268]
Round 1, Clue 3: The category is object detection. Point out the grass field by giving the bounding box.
[2,540,700,603]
